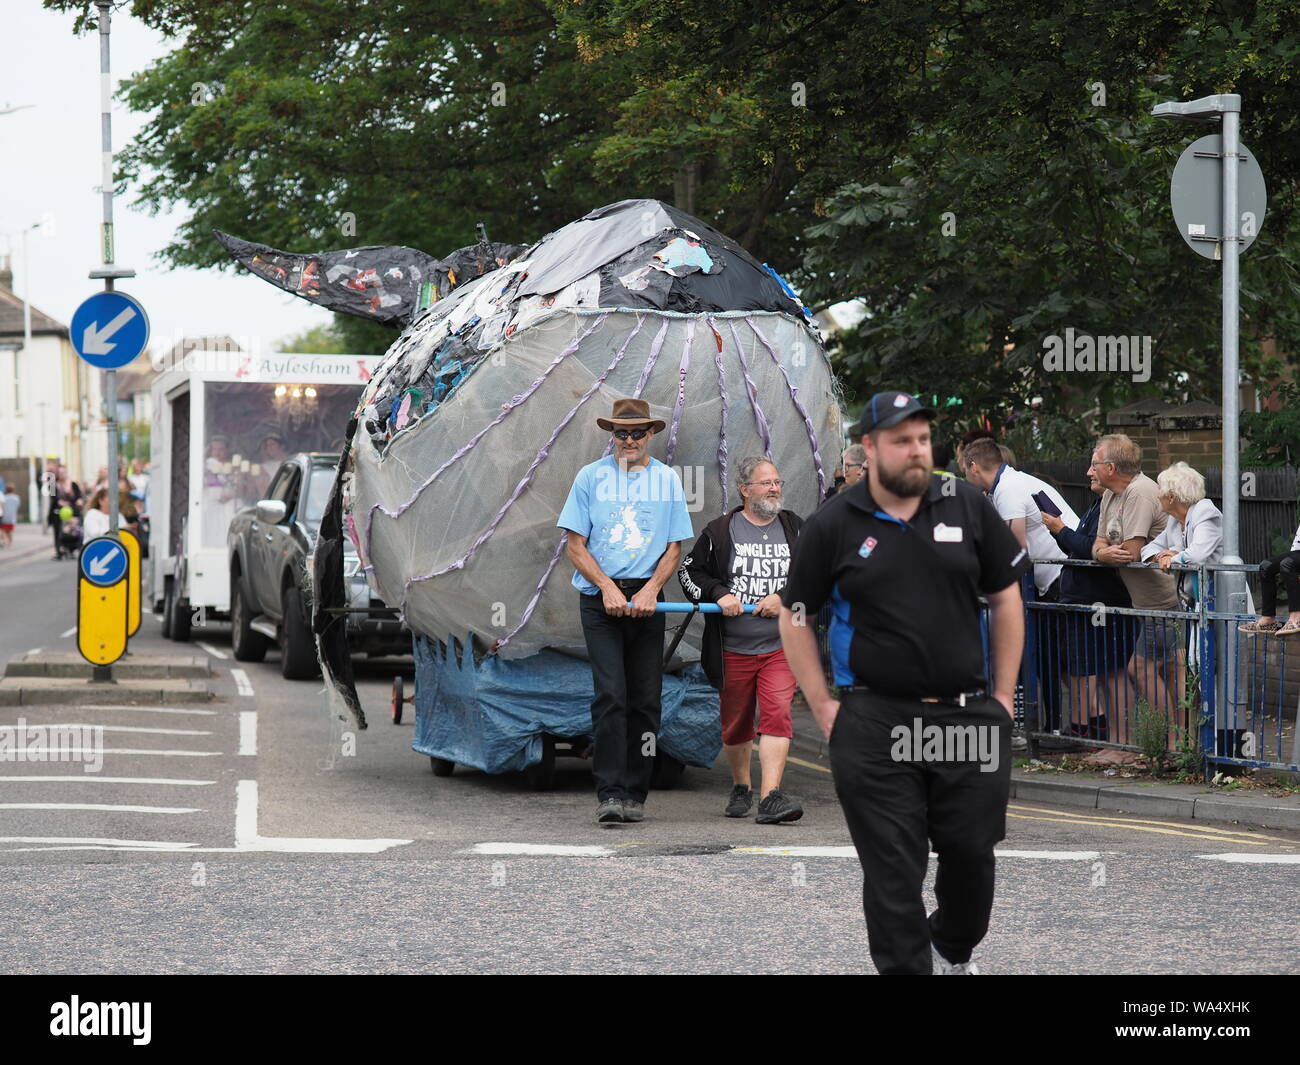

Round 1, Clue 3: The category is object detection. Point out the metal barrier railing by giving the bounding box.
[1011,559,1299,778]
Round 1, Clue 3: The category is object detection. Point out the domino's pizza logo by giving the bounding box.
[858,536,878,559]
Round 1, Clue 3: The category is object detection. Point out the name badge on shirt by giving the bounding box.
[933,523,964,543]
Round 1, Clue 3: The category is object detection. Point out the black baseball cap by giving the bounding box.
[847,391,935,437]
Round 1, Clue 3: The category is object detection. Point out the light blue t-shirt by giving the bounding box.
[557,456,694,594]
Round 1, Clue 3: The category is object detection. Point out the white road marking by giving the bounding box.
[1198,853,1300,864]
[196,641,228,660]
[232,779,410,853]
[238,711,256,755]
[231,668,254,696]
[733,845,857,857]
[0,776,214,786]
[467,844,1104,860]
[79,704,216,716]
[994,849,1101,861]
[60,626,77,638]
[14,747,220,757]
[0,723,211,736]
[0,836,196,849]
[469,842,614,857]
[0,803,200,814]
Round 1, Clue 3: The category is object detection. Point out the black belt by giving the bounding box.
[844,685,986,708]
[612,578,652,593]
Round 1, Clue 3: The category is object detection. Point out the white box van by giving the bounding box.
[148,350,381,638]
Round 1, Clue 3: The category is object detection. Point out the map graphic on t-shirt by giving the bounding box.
[606,505,648,552]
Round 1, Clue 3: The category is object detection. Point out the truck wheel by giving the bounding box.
[280,583,319,680]
[525,735,557,791]
[231,578,269,663]
[170,587,192,642]
[430,757,455,777]
[161,580,175,639]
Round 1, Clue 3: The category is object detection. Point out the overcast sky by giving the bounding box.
[0,1,327,361]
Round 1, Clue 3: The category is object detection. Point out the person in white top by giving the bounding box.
[1142,462,1224,571]
[1240,521,1300,638]
[1137,462,1224,743]
[82,487,111,541]
[962,439,1080,596]
[963,437,1079,734]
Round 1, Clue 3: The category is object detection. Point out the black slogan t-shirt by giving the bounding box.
[780,475,1028,696]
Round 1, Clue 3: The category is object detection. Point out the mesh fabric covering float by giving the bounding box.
[225,200,842,774]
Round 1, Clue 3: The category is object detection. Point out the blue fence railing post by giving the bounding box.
[1021,573,1041,738]
[1199,565,1217,782]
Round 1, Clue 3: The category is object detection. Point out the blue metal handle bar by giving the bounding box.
[625,601,758,613]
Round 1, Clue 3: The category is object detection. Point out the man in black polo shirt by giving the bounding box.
[779,391,1027,975]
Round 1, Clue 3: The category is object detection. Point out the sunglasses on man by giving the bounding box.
[612,428,650,441]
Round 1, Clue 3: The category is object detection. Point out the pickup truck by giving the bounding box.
[226,452,408,678]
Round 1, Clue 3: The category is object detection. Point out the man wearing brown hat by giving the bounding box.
[557,397,695,824]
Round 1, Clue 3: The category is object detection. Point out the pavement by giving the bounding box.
[785,704,1300,831]
[0,522,51,568]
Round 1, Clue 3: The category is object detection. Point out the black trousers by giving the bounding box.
[828,689,1012,974]
[579,590,666,803]
[1259,550,1300,618]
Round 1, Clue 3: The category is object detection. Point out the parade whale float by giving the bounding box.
[220,199,841,780]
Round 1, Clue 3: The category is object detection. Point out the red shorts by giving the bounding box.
[719,648,797,745]
[0,523,12,532]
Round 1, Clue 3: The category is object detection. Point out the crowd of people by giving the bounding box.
[41,459,150,560]
[553,389,1300,974]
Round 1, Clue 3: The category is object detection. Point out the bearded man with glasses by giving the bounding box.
[557,398,695,825]
[679,457,806,823]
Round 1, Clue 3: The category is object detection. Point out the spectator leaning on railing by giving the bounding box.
[1240,520,1300,638]
[1142,462,1224,588]
[1041,469,1138,741]
[1144,461,1224,746]
[1089,434,1181,728]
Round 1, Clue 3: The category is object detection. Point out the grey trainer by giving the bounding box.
[725,784,754,818]
[595,798,624,824]
[755,788,803,824]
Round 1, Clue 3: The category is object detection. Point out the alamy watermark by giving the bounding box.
[593,463,705,512]
[1041,328,1152,383]
[0,718,103,773]
[890,717,1000,773]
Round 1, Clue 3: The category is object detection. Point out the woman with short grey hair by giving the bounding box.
[1144,462,1224,737]
[1145,462,1223,572]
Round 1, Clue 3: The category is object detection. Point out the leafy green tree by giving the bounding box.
[275,323,349,354]
[47,0,1300,438]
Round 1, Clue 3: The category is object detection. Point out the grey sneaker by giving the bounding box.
[622,799,644,822]
[933,945,980,974]
[1011,729,1028,752]
[595,798,624,824]
[755,788,803,824]
[724,784,753,818]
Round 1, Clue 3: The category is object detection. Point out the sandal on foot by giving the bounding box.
[1239,619,1282,635]
[1277,621,1300,637]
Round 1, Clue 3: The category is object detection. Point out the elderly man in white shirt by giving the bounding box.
[963,438,1079,735]
[962,439,1079,597]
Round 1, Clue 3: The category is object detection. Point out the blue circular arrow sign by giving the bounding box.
[80,536,129,587]
[70,291,150,370]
